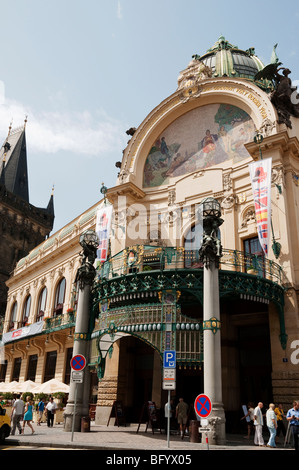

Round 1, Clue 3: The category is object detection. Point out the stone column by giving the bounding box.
[202,261,226,444]
[64,230,98,432]
[198,198,226,445]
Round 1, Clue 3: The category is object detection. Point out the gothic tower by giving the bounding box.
[0,121,54,316]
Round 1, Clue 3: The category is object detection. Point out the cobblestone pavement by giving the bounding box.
[4,421,294,452]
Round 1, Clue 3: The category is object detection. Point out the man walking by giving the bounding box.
[286,401,299,451]
[10,394,24,435]
[46,396,57,427]
[254,402,265,446]
[176,397,189,437]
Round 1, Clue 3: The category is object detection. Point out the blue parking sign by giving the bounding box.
[163,350,176,368]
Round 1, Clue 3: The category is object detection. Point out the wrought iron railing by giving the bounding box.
[42,311,76,332]
[97,245,286,287]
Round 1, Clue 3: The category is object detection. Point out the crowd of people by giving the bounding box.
[241,400,299,450]
[10,393,58,435]
[164,396,299,450]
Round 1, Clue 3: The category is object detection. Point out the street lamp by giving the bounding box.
[199,197,223,268]
[75,230,99,289]
[64,229,98,433]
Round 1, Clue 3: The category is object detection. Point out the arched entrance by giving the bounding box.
[118,336,161,422]
[95,331,163,424]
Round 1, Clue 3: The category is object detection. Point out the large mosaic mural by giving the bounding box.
[143,103,256,188]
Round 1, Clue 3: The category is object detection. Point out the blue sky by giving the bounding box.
[0,0,298,234]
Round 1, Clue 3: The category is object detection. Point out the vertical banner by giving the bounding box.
[95,204,113,263]
[249,157,272,256]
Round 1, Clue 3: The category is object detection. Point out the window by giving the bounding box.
[37,287,47,321]
[9,302,18,330]
[244,236,265,276]
[244,236,263,257]
[64,348,73,385]
[54,278,66,316]
[27,354,38,381]
[44,351,57,382]
[22,295,31,326]
[12,357,22,381]
[0,360,8,382]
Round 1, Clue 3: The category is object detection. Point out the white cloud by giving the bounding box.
[0,97,126,157]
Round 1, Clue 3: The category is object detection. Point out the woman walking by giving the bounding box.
[22,396,35,434]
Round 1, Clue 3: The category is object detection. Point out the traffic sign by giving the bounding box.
[194,394,212,419]
[163,350,176,368]
[162,368,176,390]
[198,427,211,433]
[70,354,86,371]
[71,370,84,383]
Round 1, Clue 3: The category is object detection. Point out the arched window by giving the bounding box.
[9,302,18,330]
[36,287,47,321]
[54,278,66,316]
[22,295,31,326]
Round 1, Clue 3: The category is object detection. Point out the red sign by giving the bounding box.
[194,394,212,418]
[70,354,86,371]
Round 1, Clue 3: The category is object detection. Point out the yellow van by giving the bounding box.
[0,405,11,441]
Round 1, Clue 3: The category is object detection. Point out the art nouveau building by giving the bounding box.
[1,36,299,435]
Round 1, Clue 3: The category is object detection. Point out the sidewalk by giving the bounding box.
[5,421,294,451]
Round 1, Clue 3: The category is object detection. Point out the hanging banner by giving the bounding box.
[249,157,272,256]
[95,204,113,263]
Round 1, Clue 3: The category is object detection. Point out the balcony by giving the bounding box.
[90,245,288,370]
[1,310,76,345]
[94,245,286,303]
[92,245,287,348]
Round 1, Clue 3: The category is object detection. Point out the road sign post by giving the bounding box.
[162,350,176,448]
[194,394,212,450]
[70,354,86,442]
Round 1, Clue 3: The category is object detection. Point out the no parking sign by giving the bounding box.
[194,394,212,419]
[70,354,86,371]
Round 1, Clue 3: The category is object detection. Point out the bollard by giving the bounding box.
[189,420,200,443]
[81,416,90,432]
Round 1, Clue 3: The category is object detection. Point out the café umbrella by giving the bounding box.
[13,380,39,393]
[0,381,19,392]
[33,379,70,394]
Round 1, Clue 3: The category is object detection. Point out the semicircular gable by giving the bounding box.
[121,79,277,190]
[143,102,256,188]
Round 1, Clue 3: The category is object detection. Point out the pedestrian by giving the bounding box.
[175,397,189,437]
[241,402,255,439]
[46,396,57,427]
[266,403,277,448]
[274,403,286,439]
[253,402,265,446]
[37,398,45,425]
[10,393,24,435]
[164,399,174,434]
[22,396,35,434]
[286,400,299,451]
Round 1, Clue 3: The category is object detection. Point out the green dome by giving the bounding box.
[194,36,272,91]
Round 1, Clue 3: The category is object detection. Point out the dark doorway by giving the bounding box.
[176,367,203,410]
[238,323,273,406]
[119,337,156,423]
